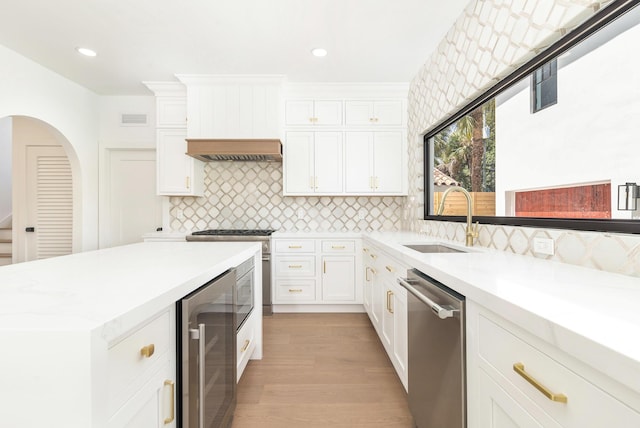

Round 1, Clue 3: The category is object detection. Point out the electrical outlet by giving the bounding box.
[533,237,555,256]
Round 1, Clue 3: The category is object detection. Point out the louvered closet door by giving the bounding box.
[25,146,72,261]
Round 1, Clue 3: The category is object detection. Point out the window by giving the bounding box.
[531,59,557,113]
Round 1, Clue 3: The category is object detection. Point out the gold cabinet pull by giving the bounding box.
[370,268,377,275]
[241,339,251,352]
[385,265,395,273]
[513,363,567,403]
[370,254,377,259]
[386,290,394,313]
[185,176,190,190]
[365,267,371,282]
[288,265,303,269]
[315,176,319,190]
[323,260,327,274]
[363,248,370,253]
[309,176,314,189]
[374,177,379,189]
[331,245,346,249]
[163,380,175,424]
[140,344,155,358]
[288,289,303,293]
[289,245,302,249]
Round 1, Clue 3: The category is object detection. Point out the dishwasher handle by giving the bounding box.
[398,277,459,320]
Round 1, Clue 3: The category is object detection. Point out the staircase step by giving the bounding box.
[0,253,11,258]
[0,229,11,240]
[0,239,11,243]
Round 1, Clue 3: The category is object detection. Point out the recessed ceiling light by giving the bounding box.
[311,48,327,57]
[76,47,97,57]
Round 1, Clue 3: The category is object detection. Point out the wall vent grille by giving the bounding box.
[120,113,148,126]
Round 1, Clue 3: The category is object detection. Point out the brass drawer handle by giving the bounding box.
[288,289,303,293]
[385,265,395,273]
[370,254,377,259]
[323,261,327,274]
[513,363,568,403]
[331,245,346,249]
[241,339,251,352]
[386,290,394,313]
[288,245,302,249]
[363,248,370,253]
[365,267,371,282]
[288,265,303,269]
[163,380,175,424]
[140,344,155,358]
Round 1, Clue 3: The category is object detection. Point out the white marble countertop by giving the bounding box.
[272,231,363,238]
[0,241,260,341]
[363,231,640,395]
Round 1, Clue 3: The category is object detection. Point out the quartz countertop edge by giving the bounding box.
[364,231,640,396]
[0,241,261,343]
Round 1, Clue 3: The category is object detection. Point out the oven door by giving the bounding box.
[235,267,254,331]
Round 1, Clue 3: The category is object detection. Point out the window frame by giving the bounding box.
[422,0,640,234]
[531,58,558,113]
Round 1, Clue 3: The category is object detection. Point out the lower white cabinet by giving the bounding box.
[362,240,408,390]
[108,306,176,428]
[467,300,640,428]
[237,312,256,382]
[273,237,362,306]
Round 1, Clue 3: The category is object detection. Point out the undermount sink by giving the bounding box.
[403,244,466,254]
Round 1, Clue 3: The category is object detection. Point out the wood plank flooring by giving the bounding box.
[232,313,414,428]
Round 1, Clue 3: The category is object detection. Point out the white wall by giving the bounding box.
[495,20,640,218]
[98,96,156,149]
[0,117,11,226]
[0,44,100,251]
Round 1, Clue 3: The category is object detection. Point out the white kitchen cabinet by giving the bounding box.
[272,237,362,306]
[284,131,343,195]
[285,100,342,126]
[344,131,406,194]
[177,76,283,139]
[362,239,408,390]
[467,300,640,428]
[156,97,187,128]
[344,100,403,126]
[108,307,176,428]
[156,128,204,196]
[237,312,256,382]
[321,255,356,301]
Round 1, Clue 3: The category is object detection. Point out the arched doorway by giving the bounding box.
[0,115,79,264]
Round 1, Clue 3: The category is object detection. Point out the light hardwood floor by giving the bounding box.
[232,313,414,428]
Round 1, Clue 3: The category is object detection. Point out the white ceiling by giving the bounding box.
[0,0,469,95]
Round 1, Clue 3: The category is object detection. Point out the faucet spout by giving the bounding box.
[436,186,479,247]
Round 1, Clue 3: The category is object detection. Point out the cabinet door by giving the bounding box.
[314,101,342,125]
[157,129,204,196]
[391,283,408,387]
[156,97,187,127]
[284,132,314,194]
[314,132,343,193]
[321,256,355,301]
[373,101,403,125]
[363,264,373,314]
[252,84,281,137]
[473,369,555,428]
[285,100,315,125]
[373,132,404,193]
[345,101,375,125]
[344,132,374,193]
[370,265,383,330]
[381,281,394,350]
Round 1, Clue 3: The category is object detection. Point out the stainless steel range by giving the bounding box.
[186,229,274,315]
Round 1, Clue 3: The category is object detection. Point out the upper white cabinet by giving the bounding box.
[345,100,403,126]
[177,75,284,139]
[344,131,406,194]
[157,129,204,196]
[284,131,343,194]
[285,100,342,126]
[143,81,205,196]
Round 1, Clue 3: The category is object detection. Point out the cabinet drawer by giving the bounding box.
[478,315,640,427]
[275,279,316,301]
[108,310,171,415]
[321,240,356,253]
[274,240,316,253]
[237,315,255,381]
[275,256,315,276]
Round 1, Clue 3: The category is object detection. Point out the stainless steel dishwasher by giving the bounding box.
[398,269,466,428]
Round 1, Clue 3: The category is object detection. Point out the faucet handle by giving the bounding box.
[472,221,480,237]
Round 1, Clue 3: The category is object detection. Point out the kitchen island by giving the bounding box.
[0,241,261,428]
